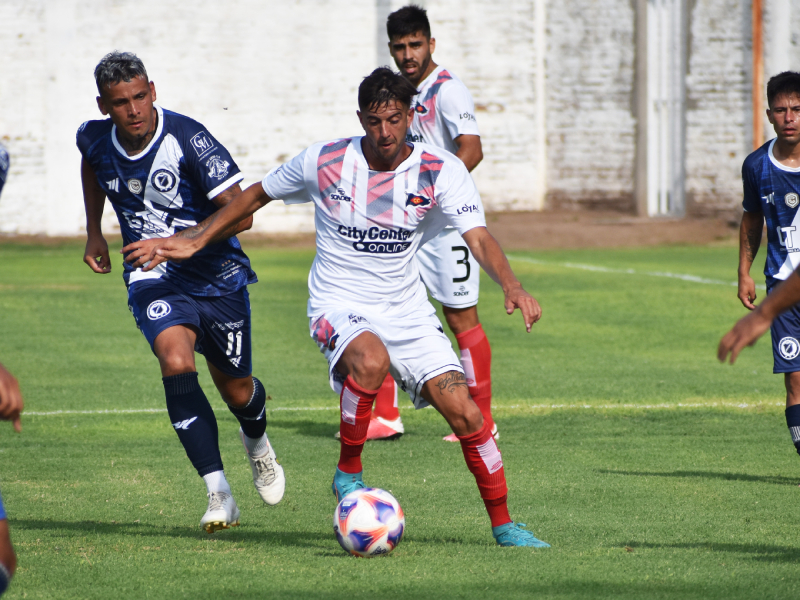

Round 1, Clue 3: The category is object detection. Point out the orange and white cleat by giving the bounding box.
[335,416,404,441]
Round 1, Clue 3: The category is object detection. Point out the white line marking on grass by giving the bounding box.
[507,255,767,290]
[25,402,781,417]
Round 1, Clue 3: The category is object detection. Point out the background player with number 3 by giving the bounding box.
[353,5,498,443]
[727,71,800,471]
[77,52,285,534]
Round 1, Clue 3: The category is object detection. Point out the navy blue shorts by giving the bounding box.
[768,281,800,373]
[128,279,252,378]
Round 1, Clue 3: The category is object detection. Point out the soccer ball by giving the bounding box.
[333,488,405,557]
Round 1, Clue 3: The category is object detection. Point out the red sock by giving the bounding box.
[457,420,510,527]
[372,374,399,421]
[337,376,379,473]
[455,324,494,431]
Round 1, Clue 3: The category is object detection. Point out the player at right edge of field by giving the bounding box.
[123,68,550,548]
[0,142,22,597]
[356,5,498,443]
[723,71,800,470]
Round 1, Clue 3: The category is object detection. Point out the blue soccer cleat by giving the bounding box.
[332,467,366,502]
[492,522,551,548]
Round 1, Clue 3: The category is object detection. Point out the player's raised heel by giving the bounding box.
[492,522,550,548]
[200,491,240,533]
[332,467,366,502]
[241,429,285,506]
[444,422,499,443]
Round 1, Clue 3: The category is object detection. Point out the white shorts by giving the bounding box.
[417,228,480,308]
[309,307,463,408]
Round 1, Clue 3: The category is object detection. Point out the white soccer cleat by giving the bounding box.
[241,430,285,506]
[200,491,240,533]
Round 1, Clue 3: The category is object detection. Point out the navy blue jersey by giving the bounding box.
[743,139,800,285]
[76,104,257,296]
[0,142,8,196]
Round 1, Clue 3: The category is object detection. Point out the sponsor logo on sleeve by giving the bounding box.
[190,131,215,157]
[785,193,799,208]
[456,203,480,215]
[127,178,143,194]
[779,337,800,360]
[406,193,431,207]
[147,300,172,320]
[206,155,230,180]
[414,104,428,115]
[151,169,177,193]
[459,112,476,121]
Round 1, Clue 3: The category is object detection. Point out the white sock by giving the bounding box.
[203,470,232,495]
[243,432,268,457]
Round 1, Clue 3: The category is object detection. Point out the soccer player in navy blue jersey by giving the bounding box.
[720,71,800,472]
[0,141,21,597]
[77,52,284,532]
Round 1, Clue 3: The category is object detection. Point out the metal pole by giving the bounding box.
[753,0,764,150]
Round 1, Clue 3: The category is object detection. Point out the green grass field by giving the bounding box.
[0,239,798,599]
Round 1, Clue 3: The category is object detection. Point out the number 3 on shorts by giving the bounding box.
[452,245,470,283]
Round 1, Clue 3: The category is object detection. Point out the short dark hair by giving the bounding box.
[767,71,800,108]
[358,68,418,112]
[386,4,431,40]
[94,51,148,95]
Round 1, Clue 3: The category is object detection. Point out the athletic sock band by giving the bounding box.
[455,324,495,431]
[227,376,267,440]
[338,375,380,474]
[163,372,223,477]
[786,404,800,456]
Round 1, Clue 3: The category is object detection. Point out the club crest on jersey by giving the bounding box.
[206,155,230,180]
[191,131,214,157]
[413,103,428,115]
[151,169,177,193]
[780,337,800,360]
[127,178,143,194]
[406,193,431,207]
[147,300,171,320]
[786,193,799,208]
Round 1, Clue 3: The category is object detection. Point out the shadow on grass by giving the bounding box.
[12,518,329,547]
[269,417,338,439]
[598,469,798,486]
[624,540,800,563]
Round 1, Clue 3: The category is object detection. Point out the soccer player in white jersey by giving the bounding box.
[78,52,284,533]
[364,5,497,443]
[123,68,551,547]
[720,72,800,467]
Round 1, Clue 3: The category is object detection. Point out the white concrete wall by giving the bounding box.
[0,0,788,235]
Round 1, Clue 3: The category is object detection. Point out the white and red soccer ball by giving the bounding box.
[333,488,405,557]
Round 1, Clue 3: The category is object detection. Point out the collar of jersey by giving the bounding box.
[352,136,422,173]
[111,104,165,161]
[768,138,800,173]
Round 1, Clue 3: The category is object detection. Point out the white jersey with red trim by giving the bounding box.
[406,65,480,155]
[261,137,486,317]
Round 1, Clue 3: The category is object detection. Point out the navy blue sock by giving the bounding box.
[227,376,267,440]
[163,372,223,477]
[786,404,800,457]
[0,560,9,596]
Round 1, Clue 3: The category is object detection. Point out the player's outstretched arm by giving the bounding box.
[737,210,764,309]
[123,182,273,270]
[211,183,253,236]
[461,226,541,332]
[719,270,800,364]
[0,363,23,433]
[81,158,111,274]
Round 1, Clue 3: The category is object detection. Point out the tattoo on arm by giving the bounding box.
[744,227,762,263]
[175,212,217,241]
[435,371,468,395]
